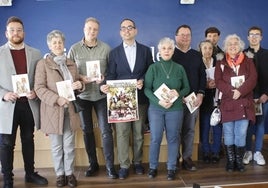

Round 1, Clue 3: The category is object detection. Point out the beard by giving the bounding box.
[9,36,24,45]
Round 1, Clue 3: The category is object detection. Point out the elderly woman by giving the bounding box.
[215,34,257,172]
[199,40,222,164]
[34,30,84,187]
[144,37,190,180]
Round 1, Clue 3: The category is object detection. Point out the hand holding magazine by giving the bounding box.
[12,74,30,97]
[86,60,101,81]
[56,80,76,101]
[154,83,178,103]
[184,92,198,113]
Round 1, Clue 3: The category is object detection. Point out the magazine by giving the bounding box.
[205,67,215,80]
[56,80,76,101]
[254,99,263,116]
[184,92,198,113]
[11,74,30,97]
[106,79,139,123]
[86,60,101,81]
[231,75,245,89]
[154,83,178,103]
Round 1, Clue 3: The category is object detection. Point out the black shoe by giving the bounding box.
[85,163,99,177]
[25,172,48,185]
[66,174,77,188]
[203,153,210,164]
[3,182,13,188]
[133,164,145,175]
[56,175,66,187]
[148,168,157,178]
[182,158,197,171]
[167,170,176,180]
[118,168,129,180]
[211,153,220,163]
[106,167,118,179]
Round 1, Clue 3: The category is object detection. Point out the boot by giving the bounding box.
[235,146,245,172]
[225,145,235,172]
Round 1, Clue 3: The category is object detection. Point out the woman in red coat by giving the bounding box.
[215,34,257,172]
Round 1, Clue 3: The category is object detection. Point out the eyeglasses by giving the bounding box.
[120,26,135,31]
[249,33,261,38]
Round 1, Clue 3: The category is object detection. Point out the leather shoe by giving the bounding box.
[133,164,144,175]
[203,153,210,164]
[167,170,176,180]
[182,158,197,171]
[148,168,157,178]
[118,168,129,180]
[211,153,220,163]
[25,172,48,185]
[56,175,66,187]
[66,174,77,187]
[85,163,99,177]
[106,167,118,179]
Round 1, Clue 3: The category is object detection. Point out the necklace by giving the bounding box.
[160,62,173,79]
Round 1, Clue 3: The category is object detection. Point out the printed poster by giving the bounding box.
[106,79,139,123]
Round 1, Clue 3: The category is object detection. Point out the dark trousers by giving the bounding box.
[0,101,35,180]
[79,98,115,168]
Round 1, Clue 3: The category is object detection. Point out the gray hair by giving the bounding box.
[85,17,100,26]
[222,34,245,52]
[157,37,175,51]
[47,30,65,46]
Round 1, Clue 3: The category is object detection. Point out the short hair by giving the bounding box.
[85,17,100,26]
[120,18,136,28]
[47,30,65,46]
[6,16,24,28]
[205,27,220,37]
[157,37,175,51]
[248,26,262,36]
[175,24,192,35]
[222,34,245,52]
[198,40,213,52]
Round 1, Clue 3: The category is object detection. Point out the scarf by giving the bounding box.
[52,54,73,82]
[226,52,244,67]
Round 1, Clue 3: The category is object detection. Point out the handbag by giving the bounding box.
[210,107,221,126]
[72,96,84,113]
[210,88,222,126]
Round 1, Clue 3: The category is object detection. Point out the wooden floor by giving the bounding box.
[2,142,268,188]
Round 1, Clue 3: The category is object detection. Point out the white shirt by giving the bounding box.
[123,42,136,72]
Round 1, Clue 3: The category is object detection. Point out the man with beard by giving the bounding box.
[0,16,48,188]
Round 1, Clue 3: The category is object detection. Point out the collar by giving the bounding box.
[8,42,25,50]
[123,41,136,48]
[82,38,98,48]
[176,45,191,52]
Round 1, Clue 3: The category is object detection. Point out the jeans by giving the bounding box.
[0,101,35,180]
[178,105,199,159]
[115,104,147,169]
[246,102,268,152]
[200,110,222,153]
[79,98,115,168]
[148,105,183,170]
[223,119,249,146]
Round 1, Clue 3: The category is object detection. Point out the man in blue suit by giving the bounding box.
[100,18,153,179]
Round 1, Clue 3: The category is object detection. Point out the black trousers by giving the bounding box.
[0,101,35,180]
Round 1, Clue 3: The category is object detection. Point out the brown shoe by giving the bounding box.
[66,174,77,187]
[56,175,66,187]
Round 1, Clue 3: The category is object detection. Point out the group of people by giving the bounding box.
[0,15,267,188]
